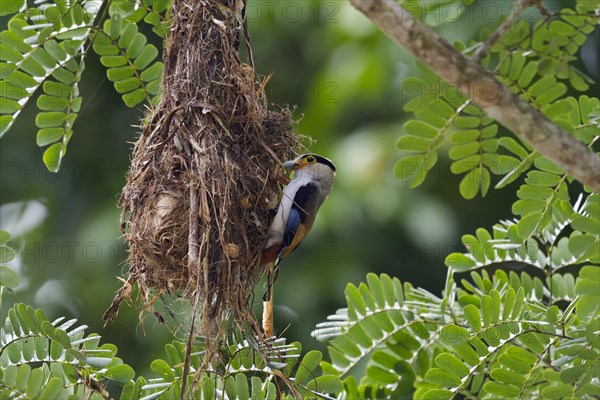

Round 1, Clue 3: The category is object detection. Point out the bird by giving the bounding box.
[261,153,336,337]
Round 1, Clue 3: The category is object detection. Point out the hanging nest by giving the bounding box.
[105,0,301,340]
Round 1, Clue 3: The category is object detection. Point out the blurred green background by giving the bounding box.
[1,0,598,378]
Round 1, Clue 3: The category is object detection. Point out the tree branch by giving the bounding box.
[349,0,600,192]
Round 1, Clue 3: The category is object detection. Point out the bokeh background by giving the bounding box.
[1,0,598,377]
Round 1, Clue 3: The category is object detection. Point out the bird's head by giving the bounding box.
[282,154,336,182]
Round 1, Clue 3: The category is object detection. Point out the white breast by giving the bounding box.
[265,176,312,248]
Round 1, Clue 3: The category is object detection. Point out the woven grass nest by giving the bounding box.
[104,0,302,338]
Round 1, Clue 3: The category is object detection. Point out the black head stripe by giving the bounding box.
[302,154,336,172]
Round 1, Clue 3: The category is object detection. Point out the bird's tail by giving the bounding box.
[262,297,274,337]
[262,261,275,337]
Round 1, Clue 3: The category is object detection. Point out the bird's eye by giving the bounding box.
[305,156,316,163]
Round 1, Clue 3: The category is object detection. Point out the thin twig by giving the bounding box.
[473,0,532,61]
[531,0,552,18]
[188,187,200,271]
[180,294,199,400]
[241,1,254,69]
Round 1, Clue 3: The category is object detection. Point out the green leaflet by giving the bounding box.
[105,364,136,384]
[575,265,600,318]
[0,0,23,17]
[0,266,18,289]
[0,230,18,296]
[151,359,175,382]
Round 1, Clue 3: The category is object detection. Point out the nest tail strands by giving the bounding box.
[111,0,301,339]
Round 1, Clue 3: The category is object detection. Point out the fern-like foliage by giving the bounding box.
[417,265,600,400]
[488,1,598,92]
[121,339,341,400]
[0,230,136,398]
[396,2,599,199]
[92,0,168,108]
[378,4,599,396]
[313,272,448,399]
[0,231,19,307]
[0,229,342,399]
[446,193,599,273]
[0,0,170,171]
[0,1,100,171]
[314,190,599,399]
[315,270,599,399]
